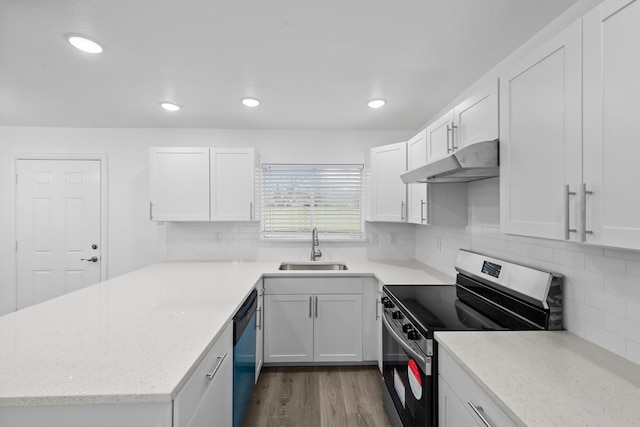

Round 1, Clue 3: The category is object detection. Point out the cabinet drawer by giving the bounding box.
[264,277,363,295]
[439,347,517,427]
[174,322,233,427]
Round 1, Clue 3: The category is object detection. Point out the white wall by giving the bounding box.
[0,127,411,315]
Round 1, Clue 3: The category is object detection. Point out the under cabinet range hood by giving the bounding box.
[401,139,499,184]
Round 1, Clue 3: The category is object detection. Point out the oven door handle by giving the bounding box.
[382,313,430,375]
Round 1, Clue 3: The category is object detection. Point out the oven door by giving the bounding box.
[382,313,433,427]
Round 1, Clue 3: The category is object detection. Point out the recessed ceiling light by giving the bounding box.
[67,36,103,54]
[160,102,180,112]
[368,99,386,109]
[242,98,260,107]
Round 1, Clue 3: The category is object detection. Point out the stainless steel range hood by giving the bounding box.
[400,139,499,184]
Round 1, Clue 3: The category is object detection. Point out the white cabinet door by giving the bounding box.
[174,323,233,427]
[210,148,258,221]
[453,81,499,150]
[255,283,264,381]
[313,294,363,362]
[583,0,640,250]
[499,20,582,240]
[150,147,210,221]
[438,376,481,427]
[438,347,517,427]
[264,294,314,363]
[426,110,455,162]
[370,141,407,222]
[406,130,428,225]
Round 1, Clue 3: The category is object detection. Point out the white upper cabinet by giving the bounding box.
[453,81,499,150]
[150,147,211,221]
[427,82,499,163]
[500,20,582,240]
[150,147,258,222]
[369,141,408,222]
[582,0,640,250]
[406,130,428,225]
[210,148,258,221]
[427,110,455,162]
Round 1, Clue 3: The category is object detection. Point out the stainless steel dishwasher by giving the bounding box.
[232,289,257,427]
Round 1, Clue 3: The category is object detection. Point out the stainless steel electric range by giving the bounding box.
[381,250,563,427]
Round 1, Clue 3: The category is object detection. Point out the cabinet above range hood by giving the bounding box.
[400,139,499,184]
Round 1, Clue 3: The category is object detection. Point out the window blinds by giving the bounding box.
[261,164,364,238]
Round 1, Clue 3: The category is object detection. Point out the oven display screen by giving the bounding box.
[481,261,502,278]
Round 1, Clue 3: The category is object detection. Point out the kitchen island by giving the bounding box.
[0,259,450,425]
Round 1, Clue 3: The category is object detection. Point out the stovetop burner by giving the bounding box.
[384,285,503,336]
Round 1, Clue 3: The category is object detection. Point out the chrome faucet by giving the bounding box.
[311,226,322,261]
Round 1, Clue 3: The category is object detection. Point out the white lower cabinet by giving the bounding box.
[174,322,233,427]
[264,278,363,364]
[438,347,516,427]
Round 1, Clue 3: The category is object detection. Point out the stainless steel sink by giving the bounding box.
[278,262,348,271]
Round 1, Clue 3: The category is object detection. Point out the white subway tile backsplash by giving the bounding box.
[604,277,640,303]
[552,248,585,269]
[584,253,626,276]
[585,290,626,316]
[628,300,640,323]
[584,327,627,358]
[626,260,640,280]
[628,340,640,365]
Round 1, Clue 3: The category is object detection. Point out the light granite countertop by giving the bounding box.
[0,259,451,407]
[435,331,640,426]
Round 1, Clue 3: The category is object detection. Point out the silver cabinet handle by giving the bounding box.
[256,307,262,330]
[446,123,452,153]
[400,201,405,221]
[420,199,426,223]
[581,183,594,242]
[450,122,458,151]
[376,298,381,320]
[467,401,493,427]
[206,352,228,380]
[250,201,254,221]
[309,296,312,318]
[315,296,318,318]
[564,185,577,240]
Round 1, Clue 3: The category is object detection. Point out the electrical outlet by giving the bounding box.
[436,237,442,251]
[390,233,397,245]
[214,233,223,243]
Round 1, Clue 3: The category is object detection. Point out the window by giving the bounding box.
[261,164,364,239]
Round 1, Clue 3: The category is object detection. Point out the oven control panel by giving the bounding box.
[381,295,433,358]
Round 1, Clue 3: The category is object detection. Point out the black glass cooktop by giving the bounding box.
[384,285,506,336]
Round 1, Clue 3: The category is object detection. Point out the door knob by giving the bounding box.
[81,256,99,263]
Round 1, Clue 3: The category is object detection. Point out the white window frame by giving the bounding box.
[261,164,365,240]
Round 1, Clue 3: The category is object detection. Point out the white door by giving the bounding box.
[149,147,210,221]
[370,141,407,222]
[16,159,102,309]
[263,294,314,363]
[210,148,257,221]
[406,130,428,225]
[313,293,363,362]
[426,110,454,162]
[583,0,640,249]
[499,20,582,240]
[453,81,499,150]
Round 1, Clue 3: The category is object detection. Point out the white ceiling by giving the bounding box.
[0,0,577,130]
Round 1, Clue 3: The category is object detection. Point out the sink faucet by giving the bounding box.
[311,226,322,261]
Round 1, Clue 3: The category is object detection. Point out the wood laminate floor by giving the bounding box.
[242,366,392,427]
